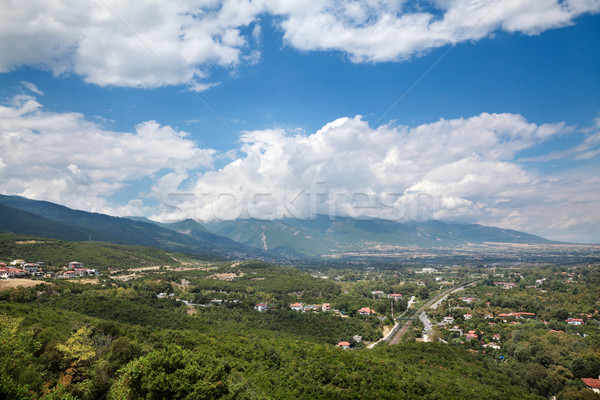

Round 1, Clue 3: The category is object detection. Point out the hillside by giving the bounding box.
[0,233,195,269]
[204,215,555,257]
[0,195,557,260]
[0,195,255,259]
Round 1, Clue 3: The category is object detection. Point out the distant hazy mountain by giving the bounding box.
[204,215,555,257]
[0,195,255,258]
[0,194,556,260]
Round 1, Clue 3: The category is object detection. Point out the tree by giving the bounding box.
[570,356,600,379]
[0,314,39,399]
[108,344,230,400]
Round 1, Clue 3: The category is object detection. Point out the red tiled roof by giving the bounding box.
[582,378,600,389]
[337,341,351,346]
[290,303,303,307]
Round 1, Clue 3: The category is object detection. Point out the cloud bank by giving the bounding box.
[155,113,599,242]
[1,0,598,89]
[0,94,215,214]
[1,92,598,242]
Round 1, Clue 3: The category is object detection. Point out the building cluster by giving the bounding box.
[287,302,332,313]
[0,260,44,279]
[56,261,98,279]
[0,259,100,280]
[493,282,517,289]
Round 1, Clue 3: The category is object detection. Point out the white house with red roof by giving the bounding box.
[322,303,331,311]
[493,282,517,289]
[337,341,351,350]
[582,378,600,393]
[289,303,303,311]
[566,318,584,325]
[0,266,27,278]
[358,307,376,316]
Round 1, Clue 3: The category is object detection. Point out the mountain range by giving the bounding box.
[204,215,555,257]
[0,194,555,259]
[0,194,255,258]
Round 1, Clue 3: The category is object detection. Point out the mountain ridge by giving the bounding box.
[0,194,256,258]
[0,194,558,259]
[204,215,557,257]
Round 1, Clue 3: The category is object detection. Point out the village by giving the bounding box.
[0,259,99,280]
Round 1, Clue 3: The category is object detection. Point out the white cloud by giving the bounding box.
[151,112,600,242]
[1,92,597,241]
[20,81,43,96]
[0,1,598,88]
[0,94,215,214]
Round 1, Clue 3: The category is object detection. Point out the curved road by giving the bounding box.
[388,282,476,345]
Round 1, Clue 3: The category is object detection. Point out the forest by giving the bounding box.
[0,238,599,399]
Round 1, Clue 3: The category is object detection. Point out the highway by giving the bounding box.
[388,281,477,345]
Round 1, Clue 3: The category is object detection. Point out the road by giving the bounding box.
[388,282,476,345]
[419,312,433,342]
[430,281,476,309]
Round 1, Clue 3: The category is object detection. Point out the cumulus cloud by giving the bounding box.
[0,94,215,214]
[273,0,600,62]
[0,0,598,88]
[152,112,600,241]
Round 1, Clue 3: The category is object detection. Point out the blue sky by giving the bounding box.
[0,1,599,242]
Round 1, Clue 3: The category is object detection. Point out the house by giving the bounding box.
[492,334,501,341]
[337,341,351,350]
[68,261,84,269]
[482,342,501,350]
[255,303,268,312]
[493,282,517,289]
[371,290,385,297]
[322,303,331,311]
[10,259,25,266]
[459,297,477,303]
[0,267,27,278]
[388,293,403,300]
[582,378,600,393]
[358,307,376,316]
[290,303,303,311]
[465,331,478,341]
[566,318,584,325]
[463,314,472,320]
[60,270,79,279]
[442,316,454,324]
[22,263,37,273]
[516,312,535,319]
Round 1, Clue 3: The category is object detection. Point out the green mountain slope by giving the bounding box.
[0,233,186,269]
[0,195,253,258]
[0,203,97,241]
[205,215,555,256]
